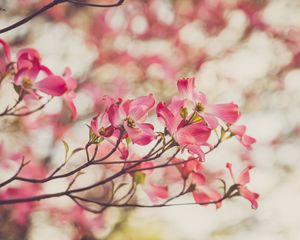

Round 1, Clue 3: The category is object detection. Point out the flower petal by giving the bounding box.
[239,186,259,209]
[124,122,154,145]
[128,95,155,121]
[144,182,168,203]
[205,103,240,124]
[177,77,195,99]
[35,75,67,96]
[157,102,177,135]
[193,185,222,209]
[176,122,211,146]
[0,38,11,74]
[64,92,77,120]
[237,164,255,185]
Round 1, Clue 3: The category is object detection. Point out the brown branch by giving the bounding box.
[0,0,125,34]
[0,157,29,188]
[67,0,125,8]
[0,123,233,214]
[0,0,66,34]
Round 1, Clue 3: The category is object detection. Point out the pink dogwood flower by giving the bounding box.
[14,48,67,98]
[108,95,155,145]
[192,186,222,209]
[226,162,259,209]
[177,77,240,128]
[230,124,256,150]
[157,99,211,159]
[191,169,222,208]
[171,157,221,208]
[173,157,203,179]
[90,112,114,138]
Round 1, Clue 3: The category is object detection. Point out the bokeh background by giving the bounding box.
[1,0,300,239]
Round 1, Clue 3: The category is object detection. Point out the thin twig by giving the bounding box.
[0,0,125,34]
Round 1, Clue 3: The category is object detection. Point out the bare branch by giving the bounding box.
[0,0,125,34]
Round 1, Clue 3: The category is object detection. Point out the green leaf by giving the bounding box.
[133,172,146,185]
[75,171,85,177]
[94,137,104,144]
[180,107,188,119]
[126,137,132,145]
[66,147,84,162]
[62,140,69,162]
[88,125,97,142]
[191,114,203,123]
[220,127,226,140]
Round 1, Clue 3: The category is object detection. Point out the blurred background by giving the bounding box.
[1,0,300,239]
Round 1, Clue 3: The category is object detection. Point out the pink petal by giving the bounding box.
[241,135,256,150]
[124,122,154,145]
[0,60,6,75]
[64,92,77,120]
[39,65,53,75]
[193,192,211,204]
[206,103,240,124]
[140,161,154,175]
[157,102,177,135]
[128,95,155,121]
[118,141,129,160]
[17,48,40,71]
[177,77,195,99]
[182,158,202,177]
[226,162,235,182]
[237,165,252,185]
[199,185,222,209]
[193,185,222,209]
[90,113,100,136]
[17,48,40,60]
[107,104,122,127]
[192,91,208,105]
[35,75,67,96]
[185,144,205,160]
[14,66,40,85]
[202,113,218,129]
[239,186,259,209]
[191,172,206,185]
[176,122,211,146]
[0,38,11,65]
[230,125,246,137]
[63,67,77,91]
[169,96,185,114]
[144,183,168,202]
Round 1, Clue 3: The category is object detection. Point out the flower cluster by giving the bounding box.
[89,77,258,209]
[0,38,77,119]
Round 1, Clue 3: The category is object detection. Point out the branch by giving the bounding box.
[67,0,125,8]
[0,157,29,188]
[0,0,125,34]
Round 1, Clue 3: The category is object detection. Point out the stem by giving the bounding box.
[0,0,125,34]
[0,0,66,34]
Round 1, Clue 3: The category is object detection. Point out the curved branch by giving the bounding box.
[0,157,29,188]
[0,0,125,34]
[0,0,66,34]
[67,0,125,8]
